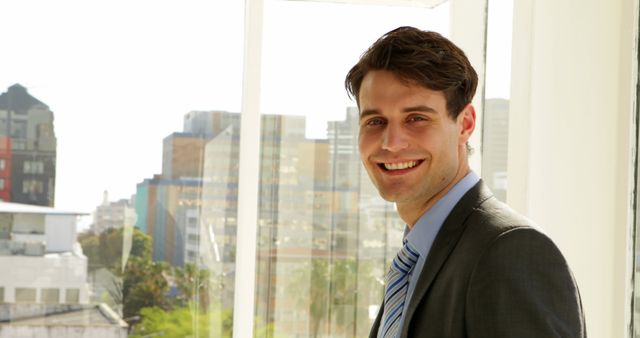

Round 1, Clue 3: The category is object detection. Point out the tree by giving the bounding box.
[287,257,373,338]
[287,258,330,338]
[122,255,171,320]
[129,304,233,338]
[173,263,211,310]
[78,227,152,272]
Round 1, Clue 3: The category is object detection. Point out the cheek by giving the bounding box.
[358,132,374,154]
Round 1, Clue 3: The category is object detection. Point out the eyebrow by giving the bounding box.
[359,105,439,119]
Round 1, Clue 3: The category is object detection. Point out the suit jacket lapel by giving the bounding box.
[400,181,493,337]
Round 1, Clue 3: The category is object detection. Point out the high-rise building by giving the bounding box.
[481,98,510,202]
[136,175,202,266]
[0,137,11,202]
[0,84,57,207]
[135,109,404,337]
[136,111,240,266]
[195,108,402,337]
[91,191,136,234]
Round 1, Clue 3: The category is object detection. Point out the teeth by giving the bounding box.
[384,161,418,170]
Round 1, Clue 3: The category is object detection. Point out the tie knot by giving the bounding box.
[391,241,420,275]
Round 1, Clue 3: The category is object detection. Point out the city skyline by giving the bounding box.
[0,0,512,218]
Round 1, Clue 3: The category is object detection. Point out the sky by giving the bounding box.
[0,0,512,221]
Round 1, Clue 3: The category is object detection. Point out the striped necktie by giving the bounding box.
[380,240,420,338]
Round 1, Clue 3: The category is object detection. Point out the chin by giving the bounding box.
[377,189,407,203]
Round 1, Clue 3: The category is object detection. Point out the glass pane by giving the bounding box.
[481,0,514,202]
[0,0,244,336]
[15,288,36,303]
[41,288,60,304]
[65,288,80,304]
[253,1,456,337]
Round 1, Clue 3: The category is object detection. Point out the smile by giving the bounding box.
[380,160,422,171]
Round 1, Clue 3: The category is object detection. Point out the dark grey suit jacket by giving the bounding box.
[370,181,586,338]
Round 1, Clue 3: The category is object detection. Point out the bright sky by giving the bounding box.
[0,0,511,219]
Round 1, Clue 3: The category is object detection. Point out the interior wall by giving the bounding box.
[508,0,637,337]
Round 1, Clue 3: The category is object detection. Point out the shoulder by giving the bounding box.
[452,185,548,251]
[462,193,570,273]
[461,196,586,337]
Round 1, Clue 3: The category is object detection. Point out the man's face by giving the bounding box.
[358,70,474,210]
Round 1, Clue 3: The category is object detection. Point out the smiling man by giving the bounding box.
[345,27,586,338]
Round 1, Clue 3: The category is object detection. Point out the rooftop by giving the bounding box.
[0,202,87,216]
[0,303,127,328]
[0,84,47,114]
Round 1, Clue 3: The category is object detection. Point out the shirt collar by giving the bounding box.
[404,171,480,257]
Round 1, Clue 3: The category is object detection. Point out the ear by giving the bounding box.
[457,103,476,144]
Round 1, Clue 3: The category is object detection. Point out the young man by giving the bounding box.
[345,26,586,338]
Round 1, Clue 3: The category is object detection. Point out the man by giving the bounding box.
[345,26,586,338]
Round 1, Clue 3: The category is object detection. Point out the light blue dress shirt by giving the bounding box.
[385,171,480,337]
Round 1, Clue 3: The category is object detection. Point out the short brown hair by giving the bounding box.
[345,26,478,119]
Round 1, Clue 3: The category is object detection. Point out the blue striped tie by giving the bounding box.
[380,240,420,338]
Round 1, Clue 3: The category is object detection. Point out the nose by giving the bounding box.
[382,124,409,152]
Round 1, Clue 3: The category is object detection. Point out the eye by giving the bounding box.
[407,115,428,123]
[364,117,385,126]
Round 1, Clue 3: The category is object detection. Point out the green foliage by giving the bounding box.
[173,263,211,310]
[122,255,171,319]
[286,258,358,337]
[79,227,240,335]
[286,257,378,338]
[78,227,152,272]
[129,304,234,338]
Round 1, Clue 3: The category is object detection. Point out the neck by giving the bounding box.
[398,165,471,229]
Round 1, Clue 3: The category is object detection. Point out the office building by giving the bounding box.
[481,98,509,202]
[0,84,57,207]
[0,202,126,337]
[134,109,403,337]
[91,191,136,234]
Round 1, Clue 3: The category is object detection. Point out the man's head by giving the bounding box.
[345,27,478,225]
[345,26,477,120]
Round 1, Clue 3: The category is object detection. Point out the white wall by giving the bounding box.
[507,0,637,337]
[0,255,89,304]
[0,326,127,338]
[45,215,76,253]
[450,0,487,175]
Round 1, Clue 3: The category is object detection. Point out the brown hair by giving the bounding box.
[345,26,478,119]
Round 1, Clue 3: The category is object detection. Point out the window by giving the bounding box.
[12,140,25,150]
[11,120,27,139]
[0,159,5,170]
[15,288,36,303]
[23,161,44,174]
[37,124,54,139]
[41,288,59,304]
[0,179,4,190]
[1,1,490,337]
[65,288,79,304]
[22,180,43,194]
[481,0,513,203]
[0,287,4,303]
[232,1,487,337]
